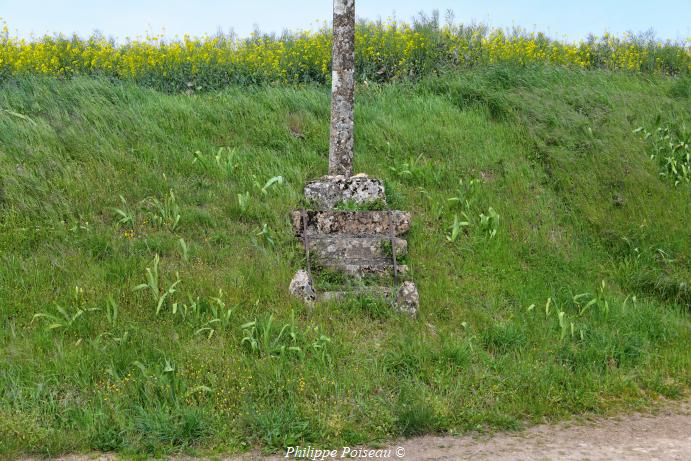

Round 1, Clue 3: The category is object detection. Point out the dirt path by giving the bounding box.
[23,402,691,461]
[386,403,691,461]
[212,402,691,461]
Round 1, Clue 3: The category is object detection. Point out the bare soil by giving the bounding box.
[22,402,691,460]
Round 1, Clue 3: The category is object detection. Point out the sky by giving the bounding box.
[1,0,690,42]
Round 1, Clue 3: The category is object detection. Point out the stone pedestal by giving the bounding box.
[290,174,418,315]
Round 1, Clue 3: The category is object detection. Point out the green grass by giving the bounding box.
[0,65,689,457]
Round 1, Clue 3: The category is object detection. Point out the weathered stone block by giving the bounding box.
[289,269,316,302]
[324,262,408,277]
[308,236,407,262]
[291,210,411,237]
[304,174,385,209]
[395,281,419,316]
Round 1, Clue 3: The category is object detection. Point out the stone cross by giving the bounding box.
[329,0,355,177]
[288,0,419,315]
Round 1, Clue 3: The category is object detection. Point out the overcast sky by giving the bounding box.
[1,0,690,42]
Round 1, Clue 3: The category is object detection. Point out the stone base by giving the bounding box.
[291,210,411,237]
[307,236,407,261]
[291,173,418,315]
[304,174,385,209]
[326,262,408,277]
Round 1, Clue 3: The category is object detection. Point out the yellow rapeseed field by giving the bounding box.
[1,18,689,90]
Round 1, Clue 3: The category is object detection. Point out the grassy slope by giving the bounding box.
[0,66,689,456]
